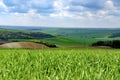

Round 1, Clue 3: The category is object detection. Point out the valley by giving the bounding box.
[0,26,120,48]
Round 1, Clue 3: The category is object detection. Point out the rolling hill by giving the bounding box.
[0,30,54,40]
[0,42,49,49]
[38,28,120,46]
[0,26,120,47]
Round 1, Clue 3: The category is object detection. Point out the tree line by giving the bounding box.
[92,40,120,48]
[0,31,54,40]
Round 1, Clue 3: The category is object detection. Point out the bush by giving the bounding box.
[31,41,57,48]
[92,40,120,48]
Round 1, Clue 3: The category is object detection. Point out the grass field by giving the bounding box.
[0,49,120,80]
[1,28,120,46]
[39,28,120,46]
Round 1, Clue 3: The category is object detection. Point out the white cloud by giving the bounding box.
[0,0,120,28]
[0,1,8,12]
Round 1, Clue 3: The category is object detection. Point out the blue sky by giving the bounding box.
[0,0,120,28]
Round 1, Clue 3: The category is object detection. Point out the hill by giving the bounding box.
[0,42,49,49]
[0,30,54,40]
[38,28,120,46]
[0,26,120,46]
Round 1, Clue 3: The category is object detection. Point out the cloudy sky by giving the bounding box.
[0,0,120,28]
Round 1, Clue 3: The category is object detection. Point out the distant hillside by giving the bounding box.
[0,26,120,46]
[109,32,120,38]
[0,30,54,40]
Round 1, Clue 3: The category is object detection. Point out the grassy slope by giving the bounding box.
[0,28,120,46]
[0,49,120,80]
[39,28,120,46]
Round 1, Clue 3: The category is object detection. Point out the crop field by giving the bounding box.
[0,49,120,80]
[0,28,120,46]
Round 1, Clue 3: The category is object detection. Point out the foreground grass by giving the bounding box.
[0,49,120,80]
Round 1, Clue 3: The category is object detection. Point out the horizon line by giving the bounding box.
[0,25,120,29]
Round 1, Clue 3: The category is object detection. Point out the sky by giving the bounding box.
[0,0,120,28]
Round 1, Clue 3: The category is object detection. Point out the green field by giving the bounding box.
[0,49,120,80]
[0,28,120,47]
[33,28,120,46]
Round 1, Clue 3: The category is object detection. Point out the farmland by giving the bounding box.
[40,28,120,46]
[0,49,120,80]
[0,26,120,80]
[0,27,120,47]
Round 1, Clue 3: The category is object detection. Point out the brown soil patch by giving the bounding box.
[0,42,49,49]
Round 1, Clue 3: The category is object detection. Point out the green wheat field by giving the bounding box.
[0,49,120,80]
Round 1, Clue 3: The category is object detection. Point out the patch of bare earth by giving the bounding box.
[0,42,49,49]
